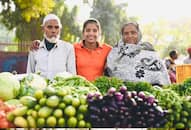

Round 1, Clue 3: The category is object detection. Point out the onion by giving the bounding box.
[138,91,146,99]
[107,87,116,96]
[114,92,124,101]
[119,86,127,94]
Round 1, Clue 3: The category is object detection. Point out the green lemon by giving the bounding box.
[57,88,68,96]
[46,116,57,127]
[46,95,60,108]
[72,98,80,108]
[64,105,76,117]
[39,97,46,106]
[67,117,77,128]
[63,95,73,105]
[85,122,92,128]
[37,118,45,128]
[77,113,84,120]
[78,105,88,114]
[58,102,66,109]
[53,109,63,118]
[34,90,44,100]
[58,117,65,127]
[80,95,87,105]
[78,120,86,128]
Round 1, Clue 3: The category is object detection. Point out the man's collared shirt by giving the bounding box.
[27,39,76,80]
[74,41,112,81]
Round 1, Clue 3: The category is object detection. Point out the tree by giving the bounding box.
[0,0,81,44]
[0,0,55,43]
[52,0,81,43]
[90,0,137,45]
[142,19,191,58]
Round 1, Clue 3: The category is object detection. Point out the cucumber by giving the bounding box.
[19,96,37,108]
[175,122,185,129]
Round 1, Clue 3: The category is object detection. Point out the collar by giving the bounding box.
[39,39,59,48]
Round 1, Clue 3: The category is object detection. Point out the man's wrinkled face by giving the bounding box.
[43,19,60,40]
[122,24,138,44]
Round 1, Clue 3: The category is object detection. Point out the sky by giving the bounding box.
[65,0,191,25]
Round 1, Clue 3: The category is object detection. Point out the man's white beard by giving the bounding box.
[44,33,60,43]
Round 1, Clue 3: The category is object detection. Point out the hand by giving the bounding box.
[30,40,40,51]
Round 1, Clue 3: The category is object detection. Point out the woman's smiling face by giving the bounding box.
[83,23,100,44]
[122,24,139,44]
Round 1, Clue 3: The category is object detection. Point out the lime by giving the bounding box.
[57,88,68,96]
[39,97,46,106]
[37,118,45,128]
[78,105,88,113]
[80,95,87,105]
[64,105,76,117]
[72,98,80,108]
[46,116,57,127]
[77,113,84,120]
[58,117,65,127]
[58,102,66,109]
[38,106,53,118]
[31,110,38,118]
[63,95,73,105]
[78,120,86,128]
[34,104,41,111]
[67,117,77,128]
[34,90,44,100]
[43,86,56,96]
[86,122,92,128]
[26,109,33,116]
[46,95,60,108]
[53,109,63,118]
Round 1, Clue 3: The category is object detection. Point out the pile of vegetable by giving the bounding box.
[86,86,168,128]
[51,75,100,96]
[19,73,47,97]
[7,87,91,128]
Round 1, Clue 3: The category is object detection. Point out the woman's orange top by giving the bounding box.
[74,42,112,81]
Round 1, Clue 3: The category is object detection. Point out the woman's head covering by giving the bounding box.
[42,14,62,28]
[121,22,142,44]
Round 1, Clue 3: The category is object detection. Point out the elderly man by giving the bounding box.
[27,14,76,80]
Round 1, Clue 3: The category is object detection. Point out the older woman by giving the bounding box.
[106,22,170,86]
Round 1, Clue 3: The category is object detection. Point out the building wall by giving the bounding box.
[0,52,28,74]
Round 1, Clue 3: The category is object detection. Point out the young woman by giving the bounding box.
[74,18,112,81]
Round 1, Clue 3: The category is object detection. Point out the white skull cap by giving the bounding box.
[42,13,62,28]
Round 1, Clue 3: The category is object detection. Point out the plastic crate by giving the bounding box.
[176,64,191,83]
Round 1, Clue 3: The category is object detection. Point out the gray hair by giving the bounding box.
[121,22,142,43]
